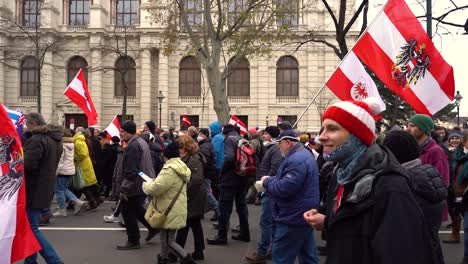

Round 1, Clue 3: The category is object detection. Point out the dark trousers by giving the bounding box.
[176,217,205,253]
[217,186,250,239]
[83,184,100,205]
[121,195,153,243]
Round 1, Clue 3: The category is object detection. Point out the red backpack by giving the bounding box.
[234,138,257,177]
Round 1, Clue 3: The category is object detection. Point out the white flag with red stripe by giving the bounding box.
[229,115,247,136]
[104,116,121,140]
[326,51,386,113]
[353,0,455,115]
[181,115,192,127]
[63,69,98,125]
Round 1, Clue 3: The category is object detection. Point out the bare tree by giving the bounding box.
[0,2,62,113]
[148,0,307,123]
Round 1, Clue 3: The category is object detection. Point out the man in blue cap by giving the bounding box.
[261,129,320,264]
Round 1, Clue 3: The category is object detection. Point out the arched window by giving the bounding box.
[20,56,38,96]
[227,57,250,96]
[67,56,88,84]
[276,56,299,96]
[22,0,41,26]
[115,56,136,97]
[115,0,139,26]
[69,0,89,26]
[179,56,201,97]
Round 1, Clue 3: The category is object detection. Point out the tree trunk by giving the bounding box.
[206,66,230,124]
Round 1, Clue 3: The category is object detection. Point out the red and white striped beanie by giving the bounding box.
[322,97,382,146]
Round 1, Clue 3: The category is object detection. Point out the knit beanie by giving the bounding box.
[223,124,236,135]
[163,141,180,159]
[264,126,280,138]
[277,121,292,131]
[111,136,120,144]
[121,120,137,135]
[322,97,382,146]
[448,130,462,140]
[408,114,434,135]
[199,128,210,138]
[383,130,420,164]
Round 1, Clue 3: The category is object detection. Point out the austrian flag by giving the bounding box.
[229,115,248,136]
[63,69,98,125]
[105,115,121,140]
[353,0,455,115]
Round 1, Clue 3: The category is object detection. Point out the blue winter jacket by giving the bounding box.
[263,143,320,226]
[209,121,224,170]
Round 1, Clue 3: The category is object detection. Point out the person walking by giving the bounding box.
[117,121,159,250]
[305,99,434,264]
[209,121,224,201]
[53,129,87,217]
[143,141,195,264]
[23,113,63,264]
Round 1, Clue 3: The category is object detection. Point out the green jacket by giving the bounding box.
[143,157,191,230]
[74,134,97,187]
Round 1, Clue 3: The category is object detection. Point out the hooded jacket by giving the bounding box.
[221,131,248,188]
[24,125,63,209]
[182,153,207,219]
[256,141,283,180]
[209,121,224,170]
[143,158,191,230]
[450,146,468,198]
[324,144,434,264]
[263,143,319,226]
[74,134,97,187]
[198,138,218,180]
[56,137,76,176]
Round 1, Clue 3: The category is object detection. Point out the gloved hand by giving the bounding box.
[255,180,265,192]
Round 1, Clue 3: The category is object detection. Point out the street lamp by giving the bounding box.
[455,90,463,127]
[156,91,165,128]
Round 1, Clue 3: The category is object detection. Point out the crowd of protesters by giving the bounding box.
[19,98,468,264]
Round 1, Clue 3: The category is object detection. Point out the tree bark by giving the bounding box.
[206,66,230,124]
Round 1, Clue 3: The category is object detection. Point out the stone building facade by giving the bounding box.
[0,0,358,131]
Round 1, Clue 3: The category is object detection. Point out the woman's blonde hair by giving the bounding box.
[177,134,199,155]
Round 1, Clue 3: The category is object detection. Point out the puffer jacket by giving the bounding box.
[198,138,218,180]
[24,125,63,209]
[256,141,283,179]
[143,158,191,230]
[221,131,248,188]
[74,134,97,187]
[209,121,224,170]
[324,144,434,264]
[263,143,319,226]
[182,153,207,219]
[121,135,156,197]
[56,137,76,176]
[402,158,447,232]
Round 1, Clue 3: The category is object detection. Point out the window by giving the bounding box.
[232,115,249,128]
[278,115,297,128]
[23,0,41,27]
[277,0,299,28]
[115,56,136,97]
[183,0,202,26]
[228,0,249,25]
[69,0,89,26]
[117,115,134,123]
[227,57,250,96]
[116,0,139,26]
[276,56,299,96]
[180,115,199,130]
[67,56,88,84]
[179,56,201,97]
[20,56,38,96]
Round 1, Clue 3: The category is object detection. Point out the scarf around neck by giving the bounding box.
[324,135,367,185]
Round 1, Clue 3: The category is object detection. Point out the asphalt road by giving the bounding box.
[16,201,464,264]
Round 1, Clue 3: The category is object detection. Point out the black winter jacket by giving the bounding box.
[148,142,164,176]
[24,125,63,209]
[182,153,207,219]
[221,131,248,188]
[324,144,434,264]
[256,142,283,179]
[198,139,218,180]
[102,143,120,181]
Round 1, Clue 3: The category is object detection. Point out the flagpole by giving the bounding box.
[293,0,391,129]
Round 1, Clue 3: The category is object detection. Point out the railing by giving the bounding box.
[113,96,136,103]
[228,96,250,104]
[19,96,37,103]
[276,96,298,104]
[178,96,201,104]
[67,25,88,32]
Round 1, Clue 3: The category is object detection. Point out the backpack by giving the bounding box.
[234,138,257,177]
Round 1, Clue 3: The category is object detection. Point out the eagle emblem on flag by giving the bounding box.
[0,135,23,201]
[351,81,369,100]
[392,38,431,88]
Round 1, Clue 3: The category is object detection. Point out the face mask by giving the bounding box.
[197,136,204,142]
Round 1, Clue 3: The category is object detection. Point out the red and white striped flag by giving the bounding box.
[63,69,98,125]
[0,102,41,263]
[326,51,386,113]
[229,115,247,136]
[181,115,192,127]
[353,0,455,115]
[104,115,121,140]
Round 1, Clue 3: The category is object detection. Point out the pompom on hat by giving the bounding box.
[322,97,383,146]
